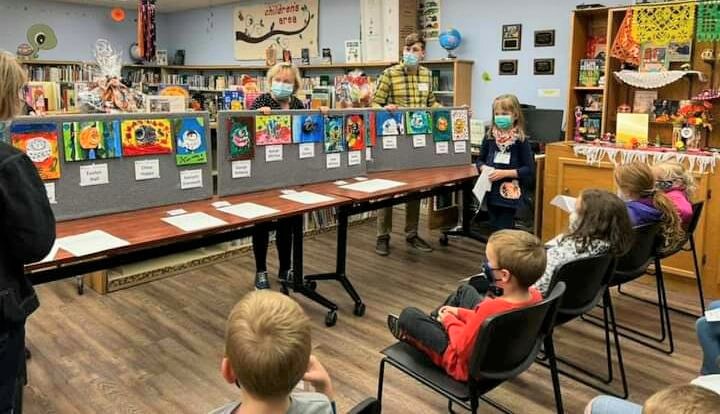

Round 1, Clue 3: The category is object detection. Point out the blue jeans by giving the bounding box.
[586,396,641,414]
[697,300,720,375]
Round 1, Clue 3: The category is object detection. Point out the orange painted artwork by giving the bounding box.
[121,119,174,156]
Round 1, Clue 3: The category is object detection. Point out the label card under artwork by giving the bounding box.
[134,159,160,181]
[413,134,427,148]
[326,153,341,169]
[454,141,467,153]
[348,150,362,166]
[180,169,203,190]
[79,164,109,187]
[232,160,252,178]
[435,141,449,155]
[44,183,57,204]
[299,143,315,159]
[365,147,372,161]
[265,145,283,162]
[382,136,397,150]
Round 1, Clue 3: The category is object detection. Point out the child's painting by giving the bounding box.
[432,110,452,142]
[375,111,405,136]
[174,117,208,166]
[292,114,324,143]
[62,121,122,162]
[255,115,292,145]
[451,110,470,141]
[227,116,255,160]
[10,123,61,180]
[121,119,173,157]
[406,111,432,135]
[324,115,345,153]
[345,114,366,151]
[366,112,377,147]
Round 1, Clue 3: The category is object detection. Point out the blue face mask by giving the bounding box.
[403,52,419,67]
[271,81,294,100]
[494,115,513,130]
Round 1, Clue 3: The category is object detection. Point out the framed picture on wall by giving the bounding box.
[534,58,555,75]
[534,30,555,47]
[499,60,518,75]
[502,24,522,51]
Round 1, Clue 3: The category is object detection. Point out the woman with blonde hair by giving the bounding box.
[0,52,56,412]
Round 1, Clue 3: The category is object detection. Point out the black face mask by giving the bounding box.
[468,261,505,297]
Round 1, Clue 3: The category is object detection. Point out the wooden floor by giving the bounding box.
[24,217,711,413]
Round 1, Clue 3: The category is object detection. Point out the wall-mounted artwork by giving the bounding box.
[432,110,452,142]
[62,121,122,162]
[534,30,555,47]
[324,115,345,153]
[10,123,61,180]
[174,117,208,166]
[534,58,555,75]
[292,114,324,143]
[228,116,255,160]
[375,112,405,136]
[345,114,366,151]
[255,115,292,145]
[451,110,470,141]
[406,111,432,135]
[502,24,522,51]
[367,112,377,147]
[16,24,58,60]
[121,119,173,157]
[499,59,518,75]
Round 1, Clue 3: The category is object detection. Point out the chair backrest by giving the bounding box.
[549,254,615,317]
[615,223,660,275]
[688,201,704,236]
[468,282,566,381]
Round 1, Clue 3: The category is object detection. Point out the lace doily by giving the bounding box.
[632,3,696,44]
[611,9,640,66]
[613,70,706,89]
[697,0,720,41]
[573,144,718,174]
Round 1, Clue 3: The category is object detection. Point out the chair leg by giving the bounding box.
[447,400,454,414]
[605,292,629,399]
[690,238,706,314]
[377,358,386,413]
[544,336,565,414]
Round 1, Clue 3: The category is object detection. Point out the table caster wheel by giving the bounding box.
[353,302,366,317]
[325,310,337,327]
[305,280,317,291]
[439,235,449,246]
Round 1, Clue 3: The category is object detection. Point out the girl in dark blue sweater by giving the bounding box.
[476,94,534,230]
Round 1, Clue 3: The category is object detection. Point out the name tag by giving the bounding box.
[418,83,429,92]
[494,151,511,165]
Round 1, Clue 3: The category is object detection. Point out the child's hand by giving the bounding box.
[318,106,330,114]
[437,306,459,322]
[258,106,272,115]
[303,355,335,400]
[488,169,514,182]
[385,104,399,111]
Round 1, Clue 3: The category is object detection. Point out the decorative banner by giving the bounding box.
[376,112,405,136]
[234,0,319,60]
[433,110,452,142]
[324,115,345,153]
[451,110,469,141]
[345,114,366,151]
[697,1,720,41]
[228,117,255,160]
[292,114,324,143]
[255,115,292,145]
[63,121,122,162]
[406,111,432,135]
[121,119,173,157]
[174,117,208,166]
[10,123,61,180]
[632,3,695,45]
[573,143,720,174]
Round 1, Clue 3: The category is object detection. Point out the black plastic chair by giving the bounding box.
[376,283,566,414]
[347,398,380,414]
[538,254,628,399]
[618,201,706,317]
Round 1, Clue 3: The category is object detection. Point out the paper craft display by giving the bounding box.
[10,123,61,180]
[121,119,173,157]
[367,112,377,147]
[228,116,255,160]
[174,117,207,166]
[255,115,292,145]
[406,111,432,135]
[550,195,577,213]
[451,110,470,141]
[345,114,366,151]
[616,113,649,148]
[292,114,324,143]
[432,110,452,142]
[324,115,345,153]
[62,121,122,162]
[375,112,405,136]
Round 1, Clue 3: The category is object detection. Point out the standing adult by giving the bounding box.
[0,52,56,413]
[372,33,440,256]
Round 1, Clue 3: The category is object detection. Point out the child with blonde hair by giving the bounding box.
[476,94,534,230]
[652,161,695,226]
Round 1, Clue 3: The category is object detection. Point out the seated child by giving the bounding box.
[212,291,336,414]
[584,384,720,414]
[697,300,720,375]
[615,161,685,254]
[387,230,546,381]
[533,189,633,296]
[652,161,695,227]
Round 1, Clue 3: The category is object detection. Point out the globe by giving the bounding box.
[439,28,462,59]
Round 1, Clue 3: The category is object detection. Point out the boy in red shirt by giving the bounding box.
[387,230,546,381]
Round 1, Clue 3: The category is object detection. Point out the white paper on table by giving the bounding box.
[326,153,341,169]
[354,176,368,181]
[382,136,397,150]
[44,183,57,204]
[265,145,284,162]
[218,202,279,219]
[167,208,188,216]
[705,308,720,323]
[412,134,427,148]
[280,191,335,205]
[348,150,362,166]
[231,160,252,178]
[79,164,109,187]
[212,201,232,209]
[280,189,297,195]
[334,180,349,185]
[339,178,406,193]
[550,195,577,213]
[472,167,493,204]
[36,240,60,263]
[56,230,129,257]
[134,159,160,181]
[161,212,228,232]
[298,143,315,159]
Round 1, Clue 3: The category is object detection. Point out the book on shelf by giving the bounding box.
[586,36,606,61]
[24,63,94,83]
[310,87,333,109]
[578,59,602,87]
[581,112,602,141]
[223,90,245,110]
[583,93,603,112]
[632,90,657,114]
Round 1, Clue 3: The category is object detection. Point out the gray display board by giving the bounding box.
[12,112,213,221]
[217,109,367,197]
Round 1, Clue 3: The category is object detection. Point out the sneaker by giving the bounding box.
[406,235,433,252]
[254,271,270,290]
[387,314,404,340]
[375,236,390,256]
[278,269,293,284]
